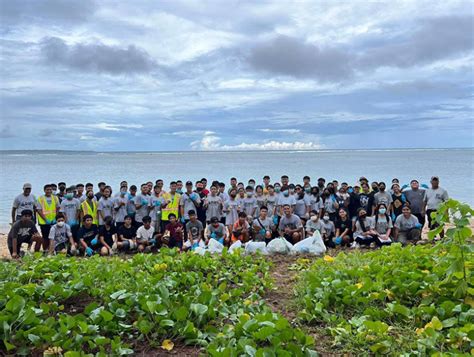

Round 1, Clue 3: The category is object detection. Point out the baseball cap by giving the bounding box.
[185,181,193,186]
[23,183,32,189]
[431,176,439,181]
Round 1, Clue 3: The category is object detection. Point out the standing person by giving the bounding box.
[59,187,81,241]
[223,188,239,234]
[403,180,427,227]
[57,182,66,203]
[280,175,289,187]
[163,213,184,250]
[204,185,223,223]
[335,208,353,247]
[321,188,338,222]
[150,184,167,234]
[278,204,303,244]
[75,184,86,202]
[352,208,378,249]
[48,213,78,255]
[373,182,393,215]
[358,182,374,216]
[347,184,361,219]
[317,178,326,192]
[201,178,210,196]
[391,183,406,221]
[155,179,165,196]
[294,185,310,222]
[80,190,99,226]
[242,186,257,219]
[37,184,60,251]
[252,206,274,242]
[113,187,129,229]
[229,177,238,193]
[184,210,204,250]
[179,181,201,228]
[95,182,106,201]
[12,183,39,224]
[309,187,323,218]
[394,204,422,245]
[277,186,296,216]
[78,214,99,256]
[374,203,393,246]
[162,181,181,230]
[7,210,42,258]
[265,185,278,218]
[97,186,114,228]
[255,185,266,216]
[194,181,207,226]
[218,182,229,204]
[424,176,449,239]
[127,185,137,224]
[176,180,184,195]
[134,184,151,227]
[262,175,271,194]
[204,217,229,245]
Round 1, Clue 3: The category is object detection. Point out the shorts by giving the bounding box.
[8,235,32,255]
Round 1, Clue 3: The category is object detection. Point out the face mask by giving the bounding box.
[247,192,253,197]
[57,221,65,227]
[176,189,183,194]
[379,187,385,192]
[65,193,73,199]
[311,216,318,222]
[230,194,237,198]
[275,187,281,193]
[305,188,311,193]
[323,216,329,222]
[249,183,255,188]
[379,208,386,214]
[52,189,57,194]
[312,191,318,196]
[120,190,126,196]
[283,190,289,197]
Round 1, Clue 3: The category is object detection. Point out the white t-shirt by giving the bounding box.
[136,225,155,242]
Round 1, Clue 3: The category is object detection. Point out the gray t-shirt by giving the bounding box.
[224,199,239,226]
[374,191,393,207]
[97,197,114,225]
[48,223,72,247]
[394,214,419,232]
[186,220,204,241]
[354,217,375,237]
[424,188,449,210]
[179,192,201,219]
[277,195,296,212]
[310,196,323,212]
[207,223,226,239]
[205,195,223,221]
[59,198,81,226]
[404,189,426,214]
[150,195,166,221]
[306,219,324,234]
[242,197,257,217]
[255,195,266,215]
[113,196,129,223]
[321,220,335,236]
[278,214,302,231]
[374,215,393,235]
[253,216,274,241]
[323,197,337,214]
[13,194,38,217]
[134,194,150,223]
[294,195,310,217]
[265,194,278,215]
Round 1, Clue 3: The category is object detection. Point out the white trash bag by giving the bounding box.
[293,231,326,255]
[207,239,224,254]
[245,241,268,255]
[266,237,295,255]
[193,246,207,255]
[229,240,243,253]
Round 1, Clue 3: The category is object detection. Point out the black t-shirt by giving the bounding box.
[348,193,360,218]
[8,220,38,242]
[358,193,374,216]
[335,217,352,235]
[99,225,116,246]
[78,224,98,244]
[118,225,137,240]
[392,193,406,216]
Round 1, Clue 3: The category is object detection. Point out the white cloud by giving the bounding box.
[167,130,215,137]
[191,132,322,151]
[258,128,300,134]
[72,122,144,131]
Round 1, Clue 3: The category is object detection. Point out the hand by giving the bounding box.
[12,252,18,259]
[401,184,408,190]
[284,227,290,234]
[180,217,186,224]
[91,238,98,246]
[154,201,161,207]
[149,238,156,245]
[415,223,422,229]
[141,199,148,206]
[85,247,93,256]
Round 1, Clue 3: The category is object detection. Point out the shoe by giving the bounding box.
[369,242,376,248]
[350,242,360,249]
[112,242,118,253]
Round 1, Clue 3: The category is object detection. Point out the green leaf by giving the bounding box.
[27,334,40,344]
[3,340,15,351]
[115,308,126,318]
[175,306,188,321]
[245,345,257,356]
[190,303,208,316]
[442,317,457,328]
[6,295,25,313]
[100,310,114,322]
[160,319,175,327]
[430,316,443,331]
[391,303,411,318]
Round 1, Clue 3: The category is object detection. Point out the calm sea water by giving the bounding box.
[0,149,473,227]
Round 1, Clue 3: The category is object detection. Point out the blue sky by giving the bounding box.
[0,0,473,151]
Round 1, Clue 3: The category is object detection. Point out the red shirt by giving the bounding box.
[165,222,184,241]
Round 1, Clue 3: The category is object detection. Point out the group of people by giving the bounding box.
[7,175,449,258]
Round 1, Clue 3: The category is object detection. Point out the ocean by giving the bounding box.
[0,148,473,228]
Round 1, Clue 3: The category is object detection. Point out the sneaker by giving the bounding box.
[369,242,376,248]
[350,242,360,249]
[112,242,118,253]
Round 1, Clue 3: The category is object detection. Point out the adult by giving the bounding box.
[403,180,426,227]
[162,181,181,229]
[424,176,449,238]
[394,204,422,245]
[7,210,42,258]
[12,183,38,224]
[37,184,60,250]
[278,204,303,244]
[252,206,274,242]
[335,208,353,246]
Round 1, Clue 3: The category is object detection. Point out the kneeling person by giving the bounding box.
[116,215,137,252]
[8,209,42,258]
[184,210,203,251]
[98,216,117,256]
[48,213,78,255]
[204,217,229,245]
[78,214,99,257]
[136,216,156,252]
[163,213,184,249]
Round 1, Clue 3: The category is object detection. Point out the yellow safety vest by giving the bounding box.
[81,200,98,225]
[161,192,181,221]
[37,195,59,225]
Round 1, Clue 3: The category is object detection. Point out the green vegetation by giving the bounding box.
[0,249,316,356]
[296,200,473,355]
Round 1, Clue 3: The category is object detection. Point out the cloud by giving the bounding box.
[66,122,144,131]
[167,130,216,138]
[190,131,322,151]
[40,37,156,74]
[0,126,15,138]
[258,128,300,134]
[1,0,97,26]
[247,35,353,81]
[357,15,474,69]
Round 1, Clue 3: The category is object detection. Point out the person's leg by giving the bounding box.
[408,228,421,242]
[100,246,109,256]
[397,232,408,245]
[414,213,425,228]
[32,235,43,252]
[292,231,301,244]
[324,233,335,248]
[40,224,52,250]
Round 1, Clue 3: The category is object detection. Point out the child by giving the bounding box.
[163,213,184,249]
[136,215,156,252]
[48,213,77,255]
[231,212,250,243]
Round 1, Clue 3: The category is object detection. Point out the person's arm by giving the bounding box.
[80,238,88,249]
[11,207,16,224]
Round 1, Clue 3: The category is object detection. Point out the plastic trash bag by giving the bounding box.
[245,241,268,255]
[229,240,243,253]
[193,247,207,255]
[266,237,295,255]
[293,231,326,255]
[208,238,224,254]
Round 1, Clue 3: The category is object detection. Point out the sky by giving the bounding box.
[0,0,473,151]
